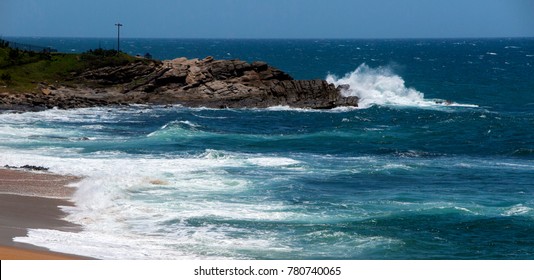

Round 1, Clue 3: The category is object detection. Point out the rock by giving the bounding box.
[41,88,52,95]
[4,164,49,171]
[20,165,49,171]
[149,179,169,185]
[80,61,162,85]
[5,57,358,111]
[145,57,357,109]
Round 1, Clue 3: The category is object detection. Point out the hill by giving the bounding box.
[0,40,151,93]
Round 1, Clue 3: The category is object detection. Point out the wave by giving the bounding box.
[146,120,204,138]
[5,145,534,258]
[511,148,534,157]
[326,64,478,109]
[261,105,360,113]
[502,204,532,216]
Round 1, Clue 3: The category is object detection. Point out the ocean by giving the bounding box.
[1,38,533,259]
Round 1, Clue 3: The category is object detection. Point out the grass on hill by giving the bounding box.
[0,41,150,93]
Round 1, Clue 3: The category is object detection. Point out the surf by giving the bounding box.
[326,64,478,109]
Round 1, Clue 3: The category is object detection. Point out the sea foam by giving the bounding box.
[326,64,430,108]
[326,64,477,109]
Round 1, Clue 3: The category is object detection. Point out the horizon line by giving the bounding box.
[2,35,534,41]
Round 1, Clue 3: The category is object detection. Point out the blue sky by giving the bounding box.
[1,0,533,38]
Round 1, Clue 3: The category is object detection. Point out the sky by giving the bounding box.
[1,0,533,39]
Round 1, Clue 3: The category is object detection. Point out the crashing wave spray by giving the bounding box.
[326,64,474,109]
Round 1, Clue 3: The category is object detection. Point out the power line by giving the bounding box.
[115,23,123,53]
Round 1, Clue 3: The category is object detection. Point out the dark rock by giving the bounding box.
[21,165,49,171]
[4,164,49,171]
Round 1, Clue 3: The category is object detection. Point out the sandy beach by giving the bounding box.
[0,168,89,260]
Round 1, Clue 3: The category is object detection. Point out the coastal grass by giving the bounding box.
[0,43,147,93]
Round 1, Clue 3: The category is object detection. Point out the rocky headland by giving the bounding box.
[1,55,358,111]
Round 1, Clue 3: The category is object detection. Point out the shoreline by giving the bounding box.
[0,168,91,260]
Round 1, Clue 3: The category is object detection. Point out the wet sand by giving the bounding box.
[0,168,89,260]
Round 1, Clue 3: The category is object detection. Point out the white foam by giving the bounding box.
[246,157,301,167]
[14,227,282,259]
[503,204,532,216]
[263,105,360,113]
[177,120,200,128]
[264,106,316,112]
[380,163,413,171]
[495,162,534,170]
[326,64,478,109]
[1,145,319,258]
[192,113,228,119]
[0,107,125,124]
[446,102,479,108]
[406,201,479,215]
[147,120,204,138]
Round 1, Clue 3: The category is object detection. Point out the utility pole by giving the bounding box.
[115,23,123,54]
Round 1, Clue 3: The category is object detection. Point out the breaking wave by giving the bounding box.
[326,64,477,109]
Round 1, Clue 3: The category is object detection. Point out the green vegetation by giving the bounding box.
[80,48,141,69]
[0,39,150,93]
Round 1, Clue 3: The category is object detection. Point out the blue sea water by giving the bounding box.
[1,38,534,259]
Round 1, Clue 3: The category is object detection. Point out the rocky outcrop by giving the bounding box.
[0,57,358,111]
[139,57,358,109]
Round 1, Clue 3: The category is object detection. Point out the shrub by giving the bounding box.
[80,48,133,69]
[1,72,12,82]
[8,48,20,61]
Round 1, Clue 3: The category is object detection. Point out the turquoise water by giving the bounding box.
[1,38,534,259]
